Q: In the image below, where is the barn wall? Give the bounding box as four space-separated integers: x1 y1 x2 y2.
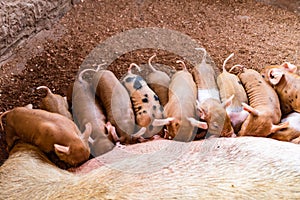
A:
0 0 77 62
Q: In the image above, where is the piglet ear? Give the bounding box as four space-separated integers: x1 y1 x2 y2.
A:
105 122 120 143
187 117 208 129
63 96 69 108
222 95 234 108
24 104 33 109
270 121 289 133
132 127 146 138
281 62 297 73
268 68 284 85
242 103 259 116
196 101 207 120
81 122 92 144
152 117 175 126
54 144 70 155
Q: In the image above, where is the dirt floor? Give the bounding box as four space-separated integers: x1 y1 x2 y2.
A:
0 0 299 165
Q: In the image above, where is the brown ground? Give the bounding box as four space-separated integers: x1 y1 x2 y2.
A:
0 0 299 165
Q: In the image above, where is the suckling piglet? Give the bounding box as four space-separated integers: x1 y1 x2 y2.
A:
235 66 288 137
268 112 300 144
121 63 172 138
72 69 115 156
262 63 300 115
0 106 92 166
143 54 170 106
160 60 208 141
90 69 146 144
217 53 249 133
37 86 72 120
192 48 234 137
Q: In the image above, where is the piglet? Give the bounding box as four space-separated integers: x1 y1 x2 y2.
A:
143 54 170 106
121 63 171 139
90 68 146 144
0 106 92 166
192 48 234 137
268 112 300 144
37 86 73 120
262 63 300 115
217 53 249 133
72 68 115 156
234 66 288 137
160 60 208 141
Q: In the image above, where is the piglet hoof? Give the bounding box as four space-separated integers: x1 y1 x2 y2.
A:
231 133 237 138
291 137 300 144
137 137 148 143
151 135 164 140
116 142 126 149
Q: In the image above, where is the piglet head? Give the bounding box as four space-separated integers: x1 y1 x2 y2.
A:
198 100 234 137
152 117 182 139
261 62 297 82
136 109 152 127
167 117 207 141
55 142 90 167
55 122 92 166
238 103 289 137
154 116 207 141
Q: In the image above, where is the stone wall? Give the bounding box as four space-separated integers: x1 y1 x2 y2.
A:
257 0 300 14
0 0 75 62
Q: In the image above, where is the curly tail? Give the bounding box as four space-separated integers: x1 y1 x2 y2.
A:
195 47 207 63
176 60 187 71
128 63 141 74
36 86 52 95
148 54 157 72
0 110 11 131
229 64 245 73
78 68 96 83
222 53 234 72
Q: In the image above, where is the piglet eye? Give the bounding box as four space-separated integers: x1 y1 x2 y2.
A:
262 74 265 78
212 122 219 128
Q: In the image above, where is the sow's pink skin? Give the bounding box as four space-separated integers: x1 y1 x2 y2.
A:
1 138 300 199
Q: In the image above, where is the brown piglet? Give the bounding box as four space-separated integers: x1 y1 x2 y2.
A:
192 48 234 137
37 86 73 120
217 53 249 133
160 60 208 141
235 66 288 137
90 68 146 144
71 68 115 156
0 106 92 166
143 54 170 106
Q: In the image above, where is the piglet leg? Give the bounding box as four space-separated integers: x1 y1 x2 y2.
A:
291 136 300 144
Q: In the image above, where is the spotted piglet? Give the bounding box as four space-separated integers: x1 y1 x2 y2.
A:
122 63 172 138
261 62 300 115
